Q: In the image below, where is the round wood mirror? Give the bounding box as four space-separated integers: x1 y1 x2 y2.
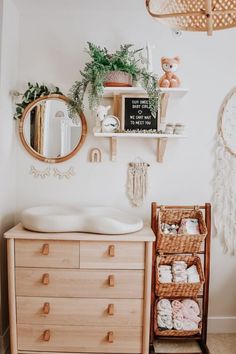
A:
19 94 87 163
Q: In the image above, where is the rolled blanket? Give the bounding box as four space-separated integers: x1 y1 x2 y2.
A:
172 300 183 313
173 310 184 321
158 315 173 330
182 300 201 324
173 319 184 330
157 299 172 313
182 299 200 315
182 319 199 331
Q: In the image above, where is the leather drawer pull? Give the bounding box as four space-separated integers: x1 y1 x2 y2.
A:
108 304 114 315
42 243 49 256
108 275 115 287
108 245 115 257
43 330 50 341
107 331 114 343
43 302 50 315
42 273 50 285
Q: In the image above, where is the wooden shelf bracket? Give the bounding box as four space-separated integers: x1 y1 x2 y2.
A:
160 93 170 123
110 137 117 162
157 138 168 163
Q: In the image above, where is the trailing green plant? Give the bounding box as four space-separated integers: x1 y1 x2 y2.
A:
69 42 160 118
14 82 62 120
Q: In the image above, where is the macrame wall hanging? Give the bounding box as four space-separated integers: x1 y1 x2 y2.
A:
146 0 236 36
127 159 150 207
213 87 236 255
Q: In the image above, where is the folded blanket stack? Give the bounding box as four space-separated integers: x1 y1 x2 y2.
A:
172 261 188 283
157 258 200 284
187 265 200 283
159 265 172 283
157 299 201 331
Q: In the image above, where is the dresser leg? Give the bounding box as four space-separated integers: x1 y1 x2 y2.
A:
149 343 155 354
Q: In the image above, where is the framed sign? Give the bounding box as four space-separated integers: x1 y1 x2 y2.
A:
121 94 158 131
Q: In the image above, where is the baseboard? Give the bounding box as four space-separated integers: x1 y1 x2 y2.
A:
208 316 236 333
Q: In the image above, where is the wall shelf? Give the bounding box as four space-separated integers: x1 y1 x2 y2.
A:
94 132 187 162
95 86 188 162
102 87 189 98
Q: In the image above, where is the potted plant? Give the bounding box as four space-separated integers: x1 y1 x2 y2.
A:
69 42 160 118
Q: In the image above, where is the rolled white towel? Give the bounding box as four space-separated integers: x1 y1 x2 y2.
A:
158 315 173 330
157 299 172 312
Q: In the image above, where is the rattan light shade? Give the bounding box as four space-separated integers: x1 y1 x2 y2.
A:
146 0 236 35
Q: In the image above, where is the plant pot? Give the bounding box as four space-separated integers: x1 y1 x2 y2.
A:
104 71 133 87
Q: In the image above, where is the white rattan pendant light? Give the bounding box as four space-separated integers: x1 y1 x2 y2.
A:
146 0 236 36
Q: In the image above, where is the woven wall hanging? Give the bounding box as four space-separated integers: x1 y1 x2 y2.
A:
127 159 150 207
213 87 236 254
146 0 236 36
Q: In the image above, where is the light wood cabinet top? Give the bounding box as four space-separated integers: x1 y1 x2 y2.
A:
4 223 155 242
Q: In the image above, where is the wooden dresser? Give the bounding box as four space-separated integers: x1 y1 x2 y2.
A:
5 224 155 354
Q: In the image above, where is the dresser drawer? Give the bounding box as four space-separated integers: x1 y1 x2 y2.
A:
16 268 144 298
80 241 145 269
17 297 143 326
15 240 79 268
17 324 142 353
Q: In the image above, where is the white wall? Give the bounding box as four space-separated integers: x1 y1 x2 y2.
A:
13 0 236 331
0 0 19 341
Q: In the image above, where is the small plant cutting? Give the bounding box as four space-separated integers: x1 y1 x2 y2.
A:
69 42 160 118
14 82 62 119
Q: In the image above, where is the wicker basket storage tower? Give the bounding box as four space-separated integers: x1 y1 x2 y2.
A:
150 203 211 354
146 0 236 36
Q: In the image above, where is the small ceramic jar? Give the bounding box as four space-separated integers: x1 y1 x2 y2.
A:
165 123 174 134
174 123 185 135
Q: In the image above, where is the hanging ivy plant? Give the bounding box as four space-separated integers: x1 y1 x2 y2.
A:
14 82 63 120
68 42 160 118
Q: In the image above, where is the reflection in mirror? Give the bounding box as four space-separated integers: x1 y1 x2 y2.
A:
20 95 87 163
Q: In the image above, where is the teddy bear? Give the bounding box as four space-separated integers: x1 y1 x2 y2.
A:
159 57 181 88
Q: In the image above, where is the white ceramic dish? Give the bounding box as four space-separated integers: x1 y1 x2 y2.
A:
21 206 143 234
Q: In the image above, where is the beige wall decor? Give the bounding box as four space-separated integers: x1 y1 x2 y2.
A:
53 167 75 179
213 87 236 255
127 159 150 207
146 0 236 36
29 165 51 179
89 148 102 163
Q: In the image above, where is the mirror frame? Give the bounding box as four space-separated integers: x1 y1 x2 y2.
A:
19 94 87 163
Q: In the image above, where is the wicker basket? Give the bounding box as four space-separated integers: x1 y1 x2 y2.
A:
154 298 201 337
157 207 207 253
146 0 236 36
156 254 205 297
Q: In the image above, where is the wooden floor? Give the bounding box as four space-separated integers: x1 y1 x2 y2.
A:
154 333 236 354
